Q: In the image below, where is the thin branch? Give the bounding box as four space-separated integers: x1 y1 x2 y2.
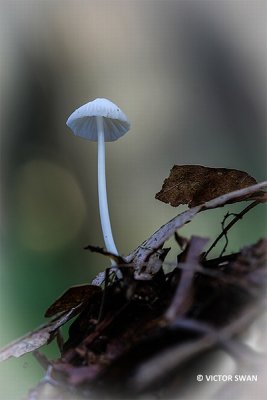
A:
165 237 209 321
220 212 233 256
126 181 267 269
169 318 266 364
97 267 111 322
204 201 259 259
130 302 267 391
32 350 51 370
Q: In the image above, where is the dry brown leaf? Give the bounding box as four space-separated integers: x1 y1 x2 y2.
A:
156 165 258 207
0 307 80 362
0 285 101 362
45 284 102 318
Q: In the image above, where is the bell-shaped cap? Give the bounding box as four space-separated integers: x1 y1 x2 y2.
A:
66 98 130 142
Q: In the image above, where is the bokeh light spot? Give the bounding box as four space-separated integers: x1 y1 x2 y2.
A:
14 159 86 251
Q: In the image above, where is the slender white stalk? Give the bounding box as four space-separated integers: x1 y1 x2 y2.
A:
96 116 118 265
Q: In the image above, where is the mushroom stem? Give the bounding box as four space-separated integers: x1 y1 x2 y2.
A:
96 116 118 265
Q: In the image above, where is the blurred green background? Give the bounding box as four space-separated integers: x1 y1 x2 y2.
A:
0 1 266 398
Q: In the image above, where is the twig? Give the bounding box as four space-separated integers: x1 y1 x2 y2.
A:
165 236 209 321
32 350 51 370
130 302 266 391
170 318 266 364
220 212 233 256
204 201 259 259
56 329 64 354
126 182 267 270
97 267 111 322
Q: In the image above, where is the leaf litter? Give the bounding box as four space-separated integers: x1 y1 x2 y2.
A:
0 166 266 399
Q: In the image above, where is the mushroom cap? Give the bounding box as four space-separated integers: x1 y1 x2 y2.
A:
66 98 130 142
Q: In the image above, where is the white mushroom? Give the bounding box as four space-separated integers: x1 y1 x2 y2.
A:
66 98 130 269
